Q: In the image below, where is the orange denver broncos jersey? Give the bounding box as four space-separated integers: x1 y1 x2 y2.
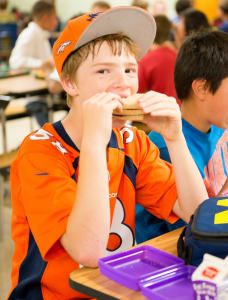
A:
8 121 178 300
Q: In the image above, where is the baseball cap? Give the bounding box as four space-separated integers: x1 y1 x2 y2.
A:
53 6 156 76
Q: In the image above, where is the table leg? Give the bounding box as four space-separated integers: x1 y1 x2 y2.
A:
0 108 7 153
0 173 4 241
46 94 53 123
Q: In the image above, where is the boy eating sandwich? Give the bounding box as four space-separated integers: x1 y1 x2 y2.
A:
8 7 207 300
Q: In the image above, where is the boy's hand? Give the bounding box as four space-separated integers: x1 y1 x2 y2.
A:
138 91 182 143
82 92 124 147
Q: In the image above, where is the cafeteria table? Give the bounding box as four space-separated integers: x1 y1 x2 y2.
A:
0 71 49 152
69 227 184 300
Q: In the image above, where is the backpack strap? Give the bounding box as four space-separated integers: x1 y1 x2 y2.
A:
177 226 193 264
177 226 187 260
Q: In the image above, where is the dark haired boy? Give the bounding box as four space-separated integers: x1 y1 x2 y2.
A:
171 0 193 25
136 30 228 244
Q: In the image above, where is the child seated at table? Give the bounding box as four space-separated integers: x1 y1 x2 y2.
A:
135 29 228 244
9 1 58 127
9 0 57 69
8 7 207 300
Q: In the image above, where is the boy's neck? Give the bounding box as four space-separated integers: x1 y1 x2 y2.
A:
61 100 84 150
181 99 212 134
33 19 47 30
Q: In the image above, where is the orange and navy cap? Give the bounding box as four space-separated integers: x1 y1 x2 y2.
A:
53 6 156 76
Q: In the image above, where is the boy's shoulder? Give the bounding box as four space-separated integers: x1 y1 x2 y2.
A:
16 123 78 164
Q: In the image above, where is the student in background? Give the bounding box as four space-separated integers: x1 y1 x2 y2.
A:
174 8 210 48
152 1 167 15
171 0 193 25
9 1 58 127
135 29 228 244
131 0 149 11
0 0 16 23
9 1 57 69
218 0 228 33
91 1 110 13
138 15 180 107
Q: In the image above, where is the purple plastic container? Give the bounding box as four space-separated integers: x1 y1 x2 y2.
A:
98 245 185 291
140 265 196 300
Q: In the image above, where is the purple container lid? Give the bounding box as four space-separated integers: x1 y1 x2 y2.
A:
140 265 196 300
99 245 185 291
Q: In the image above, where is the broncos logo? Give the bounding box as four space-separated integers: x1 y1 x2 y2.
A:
87 12 102 21
57 41 71 55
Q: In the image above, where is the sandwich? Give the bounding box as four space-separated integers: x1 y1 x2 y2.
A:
113 94 145 121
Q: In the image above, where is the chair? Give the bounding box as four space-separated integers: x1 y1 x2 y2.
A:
0 23 17 50
0 150 17 241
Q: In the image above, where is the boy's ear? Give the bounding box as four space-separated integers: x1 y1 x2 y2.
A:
191 79 207 101
61 76 79 97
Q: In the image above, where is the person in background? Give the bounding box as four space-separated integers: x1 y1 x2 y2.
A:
171 0 193 25
138 15 180 107
9 1 57 69
218 0 228 33
91 1 110 13
131 0 149 11
9 1 58 127
0 0 16 23
41 13 85 95
152 1 167 15
135 29 228 244
174 8 210 48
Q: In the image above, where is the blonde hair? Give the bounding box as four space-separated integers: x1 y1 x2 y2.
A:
61 32 140 108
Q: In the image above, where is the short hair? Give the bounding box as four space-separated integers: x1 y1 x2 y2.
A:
91 1 110 10
32 1 55 20
181 8 210 35
0 0 7 10
219 0 228 15
174 30 228 102
153 15 171 44
175 0 191 14
61 33 140 108
132 0 149 10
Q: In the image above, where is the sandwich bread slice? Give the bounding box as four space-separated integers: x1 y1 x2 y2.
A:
113 94 145 121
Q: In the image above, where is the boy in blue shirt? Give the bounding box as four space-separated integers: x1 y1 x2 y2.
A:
136 29 228 244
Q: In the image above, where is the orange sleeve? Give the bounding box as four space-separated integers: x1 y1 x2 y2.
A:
18 150 77 261
136 131 179 224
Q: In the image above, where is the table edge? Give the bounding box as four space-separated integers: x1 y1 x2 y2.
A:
69 277 121 300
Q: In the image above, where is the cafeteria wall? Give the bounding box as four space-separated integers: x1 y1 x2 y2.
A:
8 0 177 22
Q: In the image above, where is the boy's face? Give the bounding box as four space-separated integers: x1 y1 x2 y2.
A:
74 41 139 128
206 77 228 129
44 9 58 31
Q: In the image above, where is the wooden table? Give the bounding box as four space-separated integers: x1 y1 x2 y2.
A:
69 227 184 300
0 71 49 152
0 71 48 97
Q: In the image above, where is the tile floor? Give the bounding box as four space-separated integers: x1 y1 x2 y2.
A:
0 110 67 299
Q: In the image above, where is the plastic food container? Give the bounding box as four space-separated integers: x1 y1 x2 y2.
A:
140 265 196 300
98 245 185 291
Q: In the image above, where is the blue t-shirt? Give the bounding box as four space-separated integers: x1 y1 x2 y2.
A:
219 20 228 34
135 119 228 244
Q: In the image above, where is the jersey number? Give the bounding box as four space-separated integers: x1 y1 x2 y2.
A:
105 198 134 256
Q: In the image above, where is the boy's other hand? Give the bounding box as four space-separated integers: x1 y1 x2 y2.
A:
82 92 124 147
138 91 182 143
